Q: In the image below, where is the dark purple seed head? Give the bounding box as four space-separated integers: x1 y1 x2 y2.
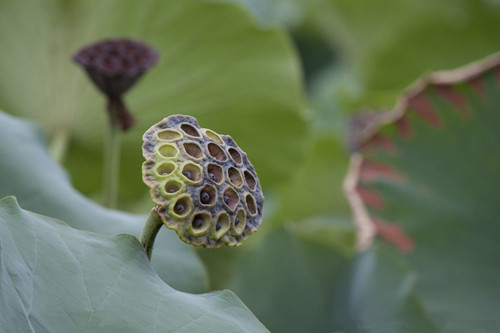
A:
73 38 158 83
73 38 158 130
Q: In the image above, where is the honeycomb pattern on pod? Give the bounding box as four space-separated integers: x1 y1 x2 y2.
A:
142 115 264 248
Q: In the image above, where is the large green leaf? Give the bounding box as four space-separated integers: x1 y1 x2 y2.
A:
0 0 307 204
226 228 354 333
345 54 500 330
0 196 268 332
271 135 350 225
0 110 206 293
209 0 307 28
332 243 438 333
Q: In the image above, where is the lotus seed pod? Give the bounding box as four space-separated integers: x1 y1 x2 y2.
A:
142 115 264 248
73 38 158 130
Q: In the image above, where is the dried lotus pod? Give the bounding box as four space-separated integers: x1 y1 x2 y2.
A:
73 38 158 130
142 115 264 248
73 38 159 209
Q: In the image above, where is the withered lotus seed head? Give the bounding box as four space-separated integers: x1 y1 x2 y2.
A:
142 115 264 248
73 38 158 130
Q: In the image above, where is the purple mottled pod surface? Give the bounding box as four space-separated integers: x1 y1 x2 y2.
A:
73 38 158 130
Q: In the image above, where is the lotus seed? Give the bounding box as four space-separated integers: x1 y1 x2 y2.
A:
193 217 204 229
174 203 184 214
209 173 216 181
235 217 240 225
224 195 230 205
200 191 210 204
183 171 192 180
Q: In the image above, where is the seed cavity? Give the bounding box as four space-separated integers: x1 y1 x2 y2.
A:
214 212 230 238
164 179 182 195
222 187 239 211
193 216 204 229
172 196 192 217
204 129 223 144
207 164 223 184
181 163 202 183
155 162 175 176
158 144 178 158
228 167 243 188
180 123 201 137
201 191 210 204
174 203 184 214
183 142 203 159
245 194 257 216
199 185 216 206
157 129 181 141
228 148 242 165
244 171 257 191
207 143 227 162
233 209 246 235
190 212 211 235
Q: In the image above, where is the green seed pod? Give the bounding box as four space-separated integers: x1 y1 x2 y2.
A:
142 115 264 248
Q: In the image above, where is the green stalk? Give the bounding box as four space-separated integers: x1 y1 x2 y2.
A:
49 127 70 163
102 107 121 208
140 208 163 261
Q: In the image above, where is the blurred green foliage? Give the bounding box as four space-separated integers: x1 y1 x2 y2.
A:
0 0 307 208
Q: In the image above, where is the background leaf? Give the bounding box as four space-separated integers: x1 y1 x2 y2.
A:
0 196 268 332
311 0 500 108
332 243 438 333
209 0 307 28
225 228 353 333
0 110 206 293
0 0 308 206
346 55 500 330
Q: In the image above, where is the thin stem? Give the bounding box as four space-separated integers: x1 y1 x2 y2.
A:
49 127 70 163
102 106 121 208
140 208 163 261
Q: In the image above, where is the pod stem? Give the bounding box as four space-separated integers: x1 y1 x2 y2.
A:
49 126 70 163
102 100 122 208
140 207 163 261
